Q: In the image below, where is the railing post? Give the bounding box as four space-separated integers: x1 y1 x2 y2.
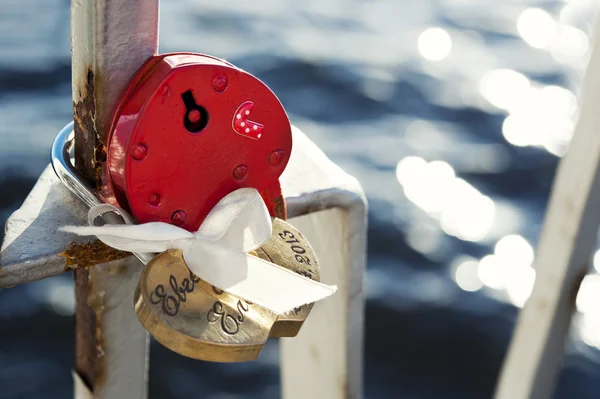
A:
495 12 600 399
70 0 159 397
280 129 367 399
282 208 365 399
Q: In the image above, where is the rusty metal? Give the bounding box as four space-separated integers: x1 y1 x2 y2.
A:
74 268 102 389
61 240 130 270
73 68 99 186
51 122 154 266
70 0 159 396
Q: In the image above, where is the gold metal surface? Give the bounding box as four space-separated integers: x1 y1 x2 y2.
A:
259 218 320 338
135 249 277 362
134 218 320 362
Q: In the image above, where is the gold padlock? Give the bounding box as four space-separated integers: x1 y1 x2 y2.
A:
256 218 320 338
135 248 277 362
134 218 320 362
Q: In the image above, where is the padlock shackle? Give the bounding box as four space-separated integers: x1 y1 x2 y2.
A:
51 121 104 209
51 121 154 265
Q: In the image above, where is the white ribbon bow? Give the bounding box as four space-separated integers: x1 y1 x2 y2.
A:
60 188 337 314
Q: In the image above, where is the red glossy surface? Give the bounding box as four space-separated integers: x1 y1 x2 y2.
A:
107 53 291 231
233 101 264 140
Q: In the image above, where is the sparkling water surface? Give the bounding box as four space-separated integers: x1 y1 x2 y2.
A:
2 0 600 398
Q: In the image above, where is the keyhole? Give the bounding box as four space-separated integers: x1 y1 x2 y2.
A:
181 90 209 133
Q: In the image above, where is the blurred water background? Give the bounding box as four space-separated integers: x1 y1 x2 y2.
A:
3 0 600 397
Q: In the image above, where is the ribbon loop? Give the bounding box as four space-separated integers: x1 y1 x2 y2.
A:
59 188 337 314
196 188 272 253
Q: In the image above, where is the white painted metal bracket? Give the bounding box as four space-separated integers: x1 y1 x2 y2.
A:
0 125 367 399
282 128 367 399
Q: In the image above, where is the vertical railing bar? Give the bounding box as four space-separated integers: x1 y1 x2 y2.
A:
495 12 600 399
71 0 159 397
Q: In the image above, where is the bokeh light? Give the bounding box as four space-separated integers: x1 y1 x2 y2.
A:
479 69 531 111
593 249 600 273
454 260 483 292
418 27 452 61
551 25 589 62
464 234 536 308
517 8 558 49
577 276 600 350
396 156 495 242
506 266 536 308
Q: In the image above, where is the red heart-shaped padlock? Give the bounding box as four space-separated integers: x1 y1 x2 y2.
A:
105 53 292 231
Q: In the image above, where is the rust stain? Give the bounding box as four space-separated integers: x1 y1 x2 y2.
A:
61 240 130 270
309 344 320 364
89 278 106 391
107 262 128 276
74 269 99 390
340 378 349 399
94 143 107 190
74 67 104 189
72 65 112 393
274 195 286 220
94 320 106 391
74 269 107 392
